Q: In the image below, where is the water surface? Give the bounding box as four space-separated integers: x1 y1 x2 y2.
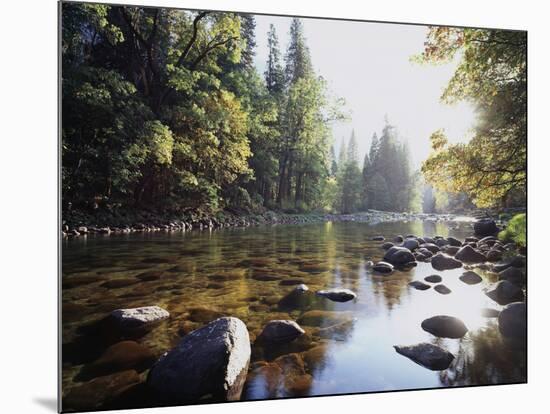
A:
61 220 526 410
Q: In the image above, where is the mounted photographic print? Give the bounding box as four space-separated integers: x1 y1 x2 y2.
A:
59 0 527 412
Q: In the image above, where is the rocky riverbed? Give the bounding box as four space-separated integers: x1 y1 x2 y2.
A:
61 217 526 411
62 209 485 238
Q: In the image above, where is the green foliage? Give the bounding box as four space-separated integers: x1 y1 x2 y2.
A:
62 5 343 214
418 28 526 208
499 213 526 247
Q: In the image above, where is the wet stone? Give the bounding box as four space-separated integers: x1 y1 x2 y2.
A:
460 271 483 285
421 315 468 338
434 284 451 295
424 275 442 283
394 343 454 371
77 340 155 380
409 281 431 291
63 370 142 411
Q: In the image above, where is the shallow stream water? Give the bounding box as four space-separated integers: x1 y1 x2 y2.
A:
61 219 526 411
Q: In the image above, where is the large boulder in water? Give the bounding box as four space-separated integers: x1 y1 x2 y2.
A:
258 320 305 344
485 280 524 305
474 219 499 237
421 315 468 338
147 317 251 403
431 253 462 271
394 343 454 370
384 246 415 266
454 245 487 263
316 288 357 302
447 237 462 247
498 302 526 339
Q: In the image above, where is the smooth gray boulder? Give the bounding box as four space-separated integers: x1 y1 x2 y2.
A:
394 343 454 370
431 253 462 271
110 306 169 331
498 302 526 339
421 315 468 338
258 320 305 343
486 280 525 305
455 245 487 263
148 317 251 402
459 271 482 285
384 246 416 266
316 288 357 302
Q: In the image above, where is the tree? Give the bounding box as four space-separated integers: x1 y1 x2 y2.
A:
264 24 285 95
336 130 362 213
418 28 526 208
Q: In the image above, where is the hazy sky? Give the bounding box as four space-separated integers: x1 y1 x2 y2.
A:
253 15 477 168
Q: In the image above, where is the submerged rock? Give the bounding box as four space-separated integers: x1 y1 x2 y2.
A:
498 302 526 339
372 236 385 241
459 271 482 285
258 320 305 344
455 245 487 263
63 370 141 411
394 343 454 370
297 310 353 328
110 306 169 331
316 288 357 302
421 315 468 338
148 317 251 403
486 281 524 305
78 340 155 380
431 253 462 271
408 281 431 291
278 285 312 310
434 284 452 295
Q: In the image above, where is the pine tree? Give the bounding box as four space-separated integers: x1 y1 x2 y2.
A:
239 14 257 69
285 18 313 83
264 24 285 95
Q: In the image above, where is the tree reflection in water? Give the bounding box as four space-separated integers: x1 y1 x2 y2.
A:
439 323 526 386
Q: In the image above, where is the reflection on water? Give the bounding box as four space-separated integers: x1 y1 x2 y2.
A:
61 220 526 410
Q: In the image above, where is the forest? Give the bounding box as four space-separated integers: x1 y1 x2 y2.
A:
61 3 527 218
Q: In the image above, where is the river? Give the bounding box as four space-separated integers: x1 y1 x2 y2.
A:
61 219 526 410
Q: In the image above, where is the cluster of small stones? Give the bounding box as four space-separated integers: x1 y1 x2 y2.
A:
61 210 471 238
371 218 527 370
